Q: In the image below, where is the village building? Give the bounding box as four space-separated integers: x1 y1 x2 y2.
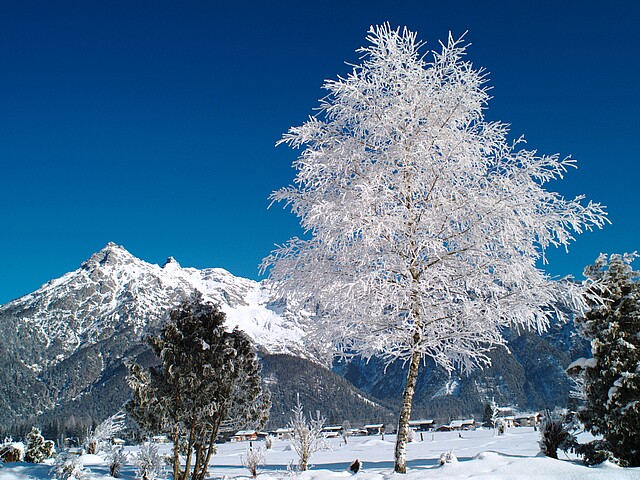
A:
514 413 542 427
322 425 343 438
408 419 435 431
363 424 385 435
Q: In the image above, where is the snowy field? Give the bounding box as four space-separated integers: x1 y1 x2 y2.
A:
2 428 639 479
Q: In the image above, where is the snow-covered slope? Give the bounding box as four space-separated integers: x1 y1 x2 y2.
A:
0 243 326 426
1 242 313 371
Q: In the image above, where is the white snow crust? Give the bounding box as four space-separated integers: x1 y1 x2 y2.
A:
2 428 638 479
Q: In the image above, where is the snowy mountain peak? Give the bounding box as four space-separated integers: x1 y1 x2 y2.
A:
162 256 181 269
81 242 136 269
0 243 315 371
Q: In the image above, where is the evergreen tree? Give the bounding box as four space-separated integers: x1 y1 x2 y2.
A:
481 403 494 428
126 298 271 480
573 253 640 466
24 427 54 463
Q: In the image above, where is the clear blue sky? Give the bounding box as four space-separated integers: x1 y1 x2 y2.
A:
1 0 638 304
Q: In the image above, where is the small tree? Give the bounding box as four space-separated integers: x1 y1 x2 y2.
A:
262 24 607 473
126 298 271 480
572 253 640 466
288 398 325 471
24 427 54 463
482 403 494 428
85 411 126 454
241 445 267 478
538 410 576 459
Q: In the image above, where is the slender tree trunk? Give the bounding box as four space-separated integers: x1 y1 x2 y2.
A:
171 430 181 480
192 444 204 480
199 418 221 479
183 420 197 480
394 340 422 473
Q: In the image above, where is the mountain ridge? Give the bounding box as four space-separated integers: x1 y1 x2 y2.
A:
0 243 586 432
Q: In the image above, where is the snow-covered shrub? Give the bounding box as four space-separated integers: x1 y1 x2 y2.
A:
575 440 618 466
135 443 166 480
538 411 576 459
264 435 275 450
406 428 415 443
349 458 362 473
50 451 91 480
24 427 55 463
438 450 458 465
85 411 126 454
288 397 326 471
341 420 352 445
0 441 23 463
108 447 129 478
241 445 267 478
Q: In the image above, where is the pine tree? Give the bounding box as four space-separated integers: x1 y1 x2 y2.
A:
482 403 494 428
573 253 640 466
24 427 54 463
126 298 271 480
262 23 607 473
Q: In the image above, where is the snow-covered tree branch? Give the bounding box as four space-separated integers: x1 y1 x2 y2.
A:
263 23 608 473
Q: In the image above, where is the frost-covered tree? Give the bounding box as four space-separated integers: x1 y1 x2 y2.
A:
288 398 326 471
85 411 125 454
262 24 607 473
126 299 271 480
572 253 639 466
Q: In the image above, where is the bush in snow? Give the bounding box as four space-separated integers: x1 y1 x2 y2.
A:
438 450 458 465
50 451 91 480
135 443 166 480
0 440 23 463
241 445 267 478
571 253 640 467
108 447 129 478
538 411 576 459
341 420 352 445
406 428 415 443
24 427 55 463
288 396 326 471
264 435 275 450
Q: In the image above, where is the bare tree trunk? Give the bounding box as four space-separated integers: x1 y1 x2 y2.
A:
394 343 421 473
171 430 181 480
182 420 197 480
199 418 221 479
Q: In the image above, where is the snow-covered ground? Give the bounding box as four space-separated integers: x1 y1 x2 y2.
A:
1 428 638 479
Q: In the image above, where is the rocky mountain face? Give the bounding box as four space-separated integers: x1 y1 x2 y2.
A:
0 243 587 432
0 243 381 430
